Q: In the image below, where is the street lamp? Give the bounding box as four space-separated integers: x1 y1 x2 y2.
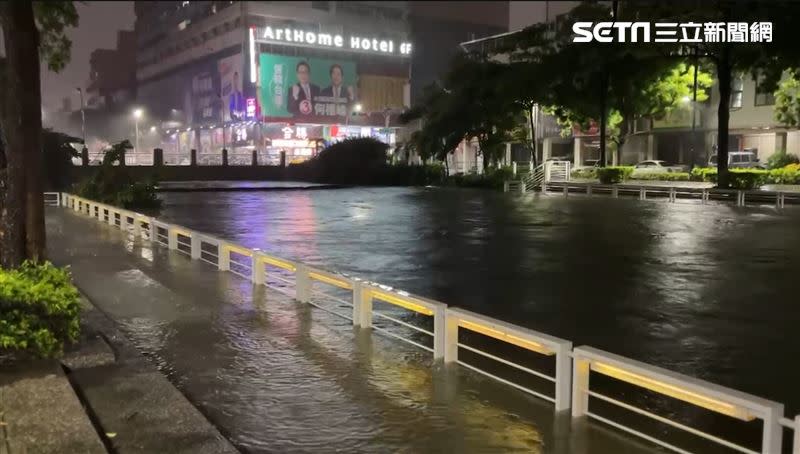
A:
133 108 143 153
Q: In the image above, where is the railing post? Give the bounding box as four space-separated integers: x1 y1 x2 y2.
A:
148 218 157 243
669 187 676 203
432 304 446 361
512 161 517 176
520 181 526 194
251 252 266 284
218 243 230 271
571 355 591 417
295 264 311 302
132 216 142 238
167 227 178 250
120 212 129 233
612 186 619 198
793 415 800 454
107 209 116 227
702 189 708 204
191 233 202 259
554 343 573 412
443 311 459 364
355 285 373 328
639 187 646 200
761 404 783 454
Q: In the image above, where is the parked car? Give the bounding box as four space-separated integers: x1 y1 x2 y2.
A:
708 151 764 169
632 160 686 175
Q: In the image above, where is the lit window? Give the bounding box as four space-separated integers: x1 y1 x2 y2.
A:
730 76 743 109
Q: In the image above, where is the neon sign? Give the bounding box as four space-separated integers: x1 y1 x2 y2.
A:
255 26 411 56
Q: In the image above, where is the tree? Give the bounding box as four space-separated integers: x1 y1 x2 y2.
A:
775 71 800 127
401 55 522 171
0 2 77 268
620 0 800 186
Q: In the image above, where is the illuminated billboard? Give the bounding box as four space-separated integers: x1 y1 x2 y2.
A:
258 53 357 124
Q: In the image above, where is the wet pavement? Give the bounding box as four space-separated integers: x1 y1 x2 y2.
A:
153 186 800 419
46 207 661 453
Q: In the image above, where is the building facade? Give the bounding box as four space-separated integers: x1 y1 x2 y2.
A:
134 1 414 165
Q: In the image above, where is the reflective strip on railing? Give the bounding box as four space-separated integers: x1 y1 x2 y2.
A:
308 269 353 290
591 361 754 421
261 255 296 272
224 243 253 257
369 289 434 316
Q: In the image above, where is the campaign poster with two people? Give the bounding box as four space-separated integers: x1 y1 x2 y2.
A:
259 53 357 122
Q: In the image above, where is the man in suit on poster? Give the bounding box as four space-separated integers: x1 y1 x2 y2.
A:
320 64 354 103
288 61 320 116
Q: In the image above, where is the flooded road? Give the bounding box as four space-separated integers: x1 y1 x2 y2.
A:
156 186 800 415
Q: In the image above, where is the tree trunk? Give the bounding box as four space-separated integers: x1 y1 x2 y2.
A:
599 77 608 167
716 48 731 188
0 2 45 266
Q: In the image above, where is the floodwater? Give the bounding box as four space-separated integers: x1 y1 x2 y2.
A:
155 186 800 416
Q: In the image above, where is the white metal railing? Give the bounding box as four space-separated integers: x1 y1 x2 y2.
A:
533 182 800 208
545 160 571 183
53 192 800 454
522 163 546 192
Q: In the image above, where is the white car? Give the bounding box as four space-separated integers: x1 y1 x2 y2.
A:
632 160 686 175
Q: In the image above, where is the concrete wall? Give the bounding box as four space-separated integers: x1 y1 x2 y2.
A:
72 164 287 183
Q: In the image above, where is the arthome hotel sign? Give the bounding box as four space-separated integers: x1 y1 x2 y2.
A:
253 25 412 56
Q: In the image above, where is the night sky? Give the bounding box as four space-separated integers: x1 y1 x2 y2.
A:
40 1 134 111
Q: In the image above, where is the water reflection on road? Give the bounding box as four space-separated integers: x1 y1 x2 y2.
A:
157 187 800 414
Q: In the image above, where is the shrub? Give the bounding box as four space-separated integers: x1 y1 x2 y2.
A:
730 169 769 189
691 167 715 181
304 137 389 184
691 167 769 189
571 167 597 179
766 168 800 184
596 166 634 184
766 150 800 169
630 172 691 181
75 140 162 210
0 262 81 359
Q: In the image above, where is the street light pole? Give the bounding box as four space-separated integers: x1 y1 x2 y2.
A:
76 87 86 145
133 108 143 154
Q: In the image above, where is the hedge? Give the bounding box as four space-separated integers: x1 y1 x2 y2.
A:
0 262 81 359
691 166 800 188
630 172 691 181
596 166 635 184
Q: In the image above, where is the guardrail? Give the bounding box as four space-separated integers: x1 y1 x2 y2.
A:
48 191 800 454
506 181 800 208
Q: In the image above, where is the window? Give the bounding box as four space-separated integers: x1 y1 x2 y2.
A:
730 76 743 109
755 73 776 106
